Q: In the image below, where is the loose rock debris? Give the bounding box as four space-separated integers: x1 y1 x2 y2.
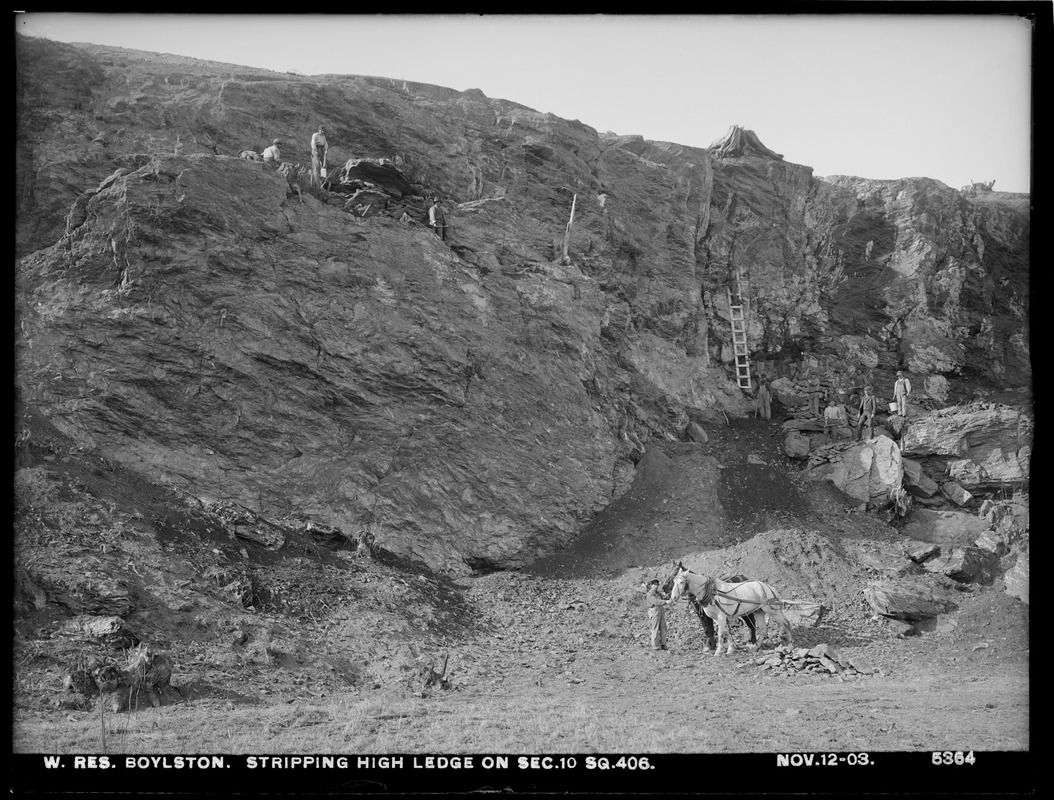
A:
63 644 178 712
744 642 876 677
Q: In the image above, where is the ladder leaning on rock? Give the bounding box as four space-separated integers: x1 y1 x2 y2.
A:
727 269 752 390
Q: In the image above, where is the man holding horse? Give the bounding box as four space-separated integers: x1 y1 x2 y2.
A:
668 563 792 655
663 570 758 652
644 579 670 651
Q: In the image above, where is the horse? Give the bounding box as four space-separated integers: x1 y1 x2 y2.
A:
662 569 757 652
668 562 792 655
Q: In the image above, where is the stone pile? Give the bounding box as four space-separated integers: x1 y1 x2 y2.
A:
326 157 423 219
63 644 177 712
744 643 876 677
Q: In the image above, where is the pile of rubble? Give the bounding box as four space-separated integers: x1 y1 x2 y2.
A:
63 644 178 712
741 643 877 677
322 157 425 220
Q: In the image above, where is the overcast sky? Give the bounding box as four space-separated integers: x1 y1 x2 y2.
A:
17 13 1035 193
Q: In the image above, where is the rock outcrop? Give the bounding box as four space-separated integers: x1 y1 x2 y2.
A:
708 125 784 160
900 404 1032 490
806 435 902 507
15 36 1030 574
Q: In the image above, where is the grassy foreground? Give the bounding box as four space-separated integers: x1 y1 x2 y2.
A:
13 690 681 755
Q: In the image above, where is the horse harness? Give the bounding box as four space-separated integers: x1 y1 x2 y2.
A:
680 573 768 617
682 574 715 606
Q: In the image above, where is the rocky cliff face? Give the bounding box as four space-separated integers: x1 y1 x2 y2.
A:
15 37 1030 574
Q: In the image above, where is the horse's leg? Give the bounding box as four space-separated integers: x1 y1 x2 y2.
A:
753 610 769 650
719 613 734 655
695 600 716 651
744 613 757 645
702 612 716 652
772 609 793 647
710 611 726 656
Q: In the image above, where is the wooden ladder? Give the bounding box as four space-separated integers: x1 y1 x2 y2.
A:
727 273 751 390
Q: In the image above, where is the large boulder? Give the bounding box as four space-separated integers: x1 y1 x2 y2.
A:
900 508 988 546
864 579 958 622
901 405 1033 490
806 435 902 507
922 545 999 584
901 458 939 498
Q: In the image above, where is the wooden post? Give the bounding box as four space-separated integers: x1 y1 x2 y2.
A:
561 193 577 262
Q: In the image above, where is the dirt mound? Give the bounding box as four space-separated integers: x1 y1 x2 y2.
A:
526 415 823 578
672 528 870 623
525 446 727 578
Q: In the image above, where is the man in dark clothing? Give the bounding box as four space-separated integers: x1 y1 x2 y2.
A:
428 197 447 241
856 385 879 440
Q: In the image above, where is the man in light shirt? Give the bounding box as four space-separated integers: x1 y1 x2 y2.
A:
310 125 328 187
262 138 282 164
823 398 847 443
893 370 912 417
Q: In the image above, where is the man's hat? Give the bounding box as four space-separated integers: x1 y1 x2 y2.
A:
272 138 281 144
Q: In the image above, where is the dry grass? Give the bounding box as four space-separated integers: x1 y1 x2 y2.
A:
12 688 693 754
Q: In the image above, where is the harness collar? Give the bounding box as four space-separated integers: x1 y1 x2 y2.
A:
696 575 716 606
678 572 715 606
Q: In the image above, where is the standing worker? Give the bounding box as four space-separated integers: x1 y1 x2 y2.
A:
310 125 329 188
756 379 772 420
893 370 912 417
823 398 847 443
644 579 669 651
856 385 879 440
428 197 447 241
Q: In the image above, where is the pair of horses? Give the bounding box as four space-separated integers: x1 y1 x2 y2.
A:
662 562 792 655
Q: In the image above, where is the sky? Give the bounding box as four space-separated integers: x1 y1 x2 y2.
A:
16 13 1036 193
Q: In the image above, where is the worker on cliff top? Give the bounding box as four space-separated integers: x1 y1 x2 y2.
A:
310 125 328 187
262 139 282 166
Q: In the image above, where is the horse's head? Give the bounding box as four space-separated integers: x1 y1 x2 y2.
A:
661 561 687 596
668 564 691 602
